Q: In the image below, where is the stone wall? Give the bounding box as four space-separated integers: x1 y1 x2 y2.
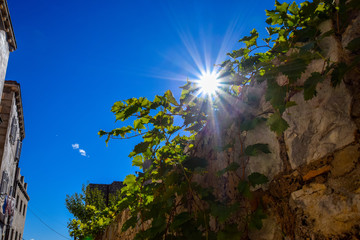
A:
97 9 360 240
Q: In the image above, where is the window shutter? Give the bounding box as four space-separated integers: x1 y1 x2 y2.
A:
9 117 17 145
0 171 8 195
15 140 22 161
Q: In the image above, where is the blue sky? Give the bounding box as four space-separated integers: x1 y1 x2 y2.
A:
6 0 277 239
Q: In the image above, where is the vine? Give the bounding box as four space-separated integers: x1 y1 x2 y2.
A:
66 0 360 239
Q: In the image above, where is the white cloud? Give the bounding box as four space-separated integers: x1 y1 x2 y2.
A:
79 149 86 156
72 143 89 157
72 143 79 149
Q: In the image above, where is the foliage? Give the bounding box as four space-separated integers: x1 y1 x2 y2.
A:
67 0 358 239
224 0 359 135
66 184 121 239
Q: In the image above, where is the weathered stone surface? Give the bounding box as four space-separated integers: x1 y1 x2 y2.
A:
331 144 360 177
318 20 340 62
283 80 356 169
328 165 360 194
342 14 360 52
290 183 360 236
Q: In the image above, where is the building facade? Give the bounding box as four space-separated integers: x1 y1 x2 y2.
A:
0 1 28 240
0 0 16 105
0 81 28 240
11 168 29 240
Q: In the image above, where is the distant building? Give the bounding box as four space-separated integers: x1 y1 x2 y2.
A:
87 181 123 206
12 168 29 240
0 81 29 240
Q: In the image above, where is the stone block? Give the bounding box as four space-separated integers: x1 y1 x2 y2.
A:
283 80 356 169
331 144 360 177
290 183 360 236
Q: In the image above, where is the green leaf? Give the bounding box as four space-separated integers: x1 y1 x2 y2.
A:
123 174 137 187
265 81 286 113
331 62 348 87
240 117 266 132
277 57 308 83
304 72 323 100
132 155 143 168
245 144 271 156
182 156 207 171
300 41 315 53
238 181 252 198
134 119 146 130
217 162 240 176
239 29 259 48
285 101 297 108
248 172 269 187
164 90 179 106
170 212 191 230
249 208 267 230
122 215 138 231
346 37 360 51
288 2 299 15
133 142 150 154
266 112 289 135
275 0 289 13
211 203 239 223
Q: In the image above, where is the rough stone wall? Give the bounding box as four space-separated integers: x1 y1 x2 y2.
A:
97 10 360 240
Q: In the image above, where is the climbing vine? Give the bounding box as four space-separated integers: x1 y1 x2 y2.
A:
67 0 360 239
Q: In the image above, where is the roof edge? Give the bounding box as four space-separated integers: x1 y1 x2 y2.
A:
4 81 25 140
0 0 16 51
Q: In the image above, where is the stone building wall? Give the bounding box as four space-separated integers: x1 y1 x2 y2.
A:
0 82 27 239
12 168 29 240
97 9 360 240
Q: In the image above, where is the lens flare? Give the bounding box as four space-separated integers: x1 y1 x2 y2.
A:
198 72 219 95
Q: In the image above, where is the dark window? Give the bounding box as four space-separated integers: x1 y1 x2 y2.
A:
16 195 19 209
19 234 21 240
0 171 9 195
15 140 22 161
9 117 17 145
10 229 13 240
23 204 26 216
14 231 17 240
19 200 22 213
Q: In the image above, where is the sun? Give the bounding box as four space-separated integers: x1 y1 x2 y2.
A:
198 72 219 95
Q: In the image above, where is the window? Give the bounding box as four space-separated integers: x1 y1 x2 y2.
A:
9 117 17 145
10 228 13 240
19 200 22 213
15 140 22 161
14 231 17 240
16 195 19 209
0 171 9 195
19 234 21 240
23 204 26 216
